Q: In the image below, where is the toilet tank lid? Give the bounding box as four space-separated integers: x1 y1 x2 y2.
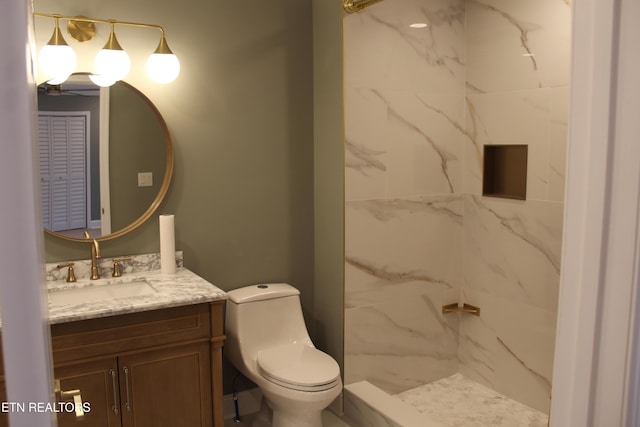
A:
227 283 300 304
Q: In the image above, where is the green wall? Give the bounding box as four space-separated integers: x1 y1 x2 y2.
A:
37 0 335 394
312 0 345 371
39 0 315 305
108 83 166 232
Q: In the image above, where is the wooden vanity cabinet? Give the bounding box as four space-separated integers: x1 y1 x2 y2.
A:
118 341 213 427
55 341 212 427
0 301 225 427
54 358 121 427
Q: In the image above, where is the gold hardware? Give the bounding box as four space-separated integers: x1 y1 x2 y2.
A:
45 16 69 47
153 34 176 55
343 0 386 14
67 16 96 42
83 231 101 280
103 22 125 51
442 302 481 316
35 12 171 43
112 257 133 277
56 262 76 283
55 379 85 419
34 12 180 85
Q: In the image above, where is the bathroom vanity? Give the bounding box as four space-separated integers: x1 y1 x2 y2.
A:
9 73 230 425
0 255 227 427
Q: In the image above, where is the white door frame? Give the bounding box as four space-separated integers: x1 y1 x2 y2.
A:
550 0 640 425
38 111 91 232
0 0 55 426
1 0 639 426
99 86 112 236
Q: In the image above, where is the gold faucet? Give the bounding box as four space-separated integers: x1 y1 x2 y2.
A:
83 231 101 280
56 262 77 283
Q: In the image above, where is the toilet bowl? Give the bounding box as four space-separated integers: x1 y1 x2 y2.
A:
225 283 342 427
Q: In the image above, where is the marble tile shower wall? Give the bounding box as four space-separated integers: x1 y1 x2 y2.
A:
343 0 570 414
344 0 466 395
461 0 569 413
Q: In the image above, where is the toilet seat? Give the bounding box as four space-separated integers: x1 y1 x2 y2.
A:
257 342 340 392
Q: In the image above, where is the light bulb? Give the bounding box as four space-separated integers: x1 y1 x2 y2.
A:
94 25 131 81
38 18 77 83
89 74 116 87
146 53 180 84
38 44 77 83
94 49 131 82
46 74 71 85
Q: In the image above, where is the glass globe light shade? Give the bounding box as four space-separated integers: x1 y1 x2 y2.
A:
94 49 131 82
88 74 116 87
46 74 71 85
38 44 77 83
146 53 180 84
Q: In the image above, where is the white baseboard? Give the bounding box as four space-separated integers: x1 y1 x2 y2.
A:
223 388 263 420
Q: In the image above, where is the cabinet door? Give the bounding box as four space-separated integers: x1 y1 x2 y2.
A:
55 359 122 427
119 342 212 427
0 380 6 427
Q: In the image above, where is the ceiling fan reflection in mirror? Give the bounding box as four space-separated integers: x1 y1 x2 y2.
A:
38 82 100 97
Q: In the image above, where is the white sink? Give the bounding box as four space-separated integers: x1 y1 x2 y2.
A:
48 280 157 306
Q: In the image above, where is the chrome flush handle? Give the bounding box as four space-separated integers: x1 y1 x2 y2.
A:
110 368 119 414
123 367 131 411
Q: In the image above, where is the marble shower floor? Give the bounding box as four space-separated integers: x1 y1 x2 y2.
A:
394 373 548 427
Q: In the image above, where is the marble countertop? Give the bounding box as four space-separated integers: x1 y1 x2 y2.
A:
46 252 226 324
48 267 227 324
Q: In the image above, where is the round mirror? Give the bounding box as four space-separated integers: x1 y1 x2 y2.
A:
37 74 173 242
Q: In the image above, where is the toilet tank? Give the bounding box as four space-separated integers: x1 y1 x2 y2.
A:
225 283 313 369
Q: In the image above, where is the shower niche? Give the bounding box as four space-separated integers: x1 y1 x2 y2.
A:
482 144 528 200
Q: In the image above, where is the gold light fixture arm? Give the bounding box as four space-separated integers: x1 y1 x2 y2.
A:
34 12 167 43
104 23 124 50
153 34 174 55
343 0 386 14
67 18 95 42
46 17 69 46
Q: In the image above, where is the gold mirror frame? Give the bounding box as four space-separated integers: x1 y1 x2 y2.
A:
43 79 174 243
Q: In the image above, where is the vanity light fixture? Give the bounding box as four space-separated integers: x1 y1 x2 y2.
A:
38 16 78 84
35 13 180 85
409 23 428 28
94 22 131 82
146 35 181 84
88 73 116 87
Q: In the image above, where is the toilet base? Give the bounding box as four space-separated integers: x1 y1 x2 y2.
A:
254 397 324 427
272 409 323 427
250 399 272 427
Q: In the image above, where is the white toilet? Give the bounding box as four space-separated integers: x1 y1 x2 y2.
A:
225 283 342 427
